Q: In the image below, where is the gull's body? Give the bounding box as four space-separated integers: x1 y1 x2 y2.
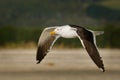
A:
54 25 77 38
36 25 105 72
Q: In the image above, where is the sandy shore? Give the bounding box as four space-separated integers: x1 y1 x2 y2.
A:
0 49 120 80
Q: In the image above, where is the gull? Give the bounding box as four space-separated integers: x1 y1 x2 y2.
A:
36 24 105 72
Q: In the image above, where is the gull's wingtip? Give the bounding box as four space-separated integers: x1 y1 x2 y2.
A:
100 68 105 72
36 60 41 64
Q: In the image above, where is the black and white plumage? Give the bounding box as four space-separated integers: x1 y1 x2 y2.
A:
36 25 105 72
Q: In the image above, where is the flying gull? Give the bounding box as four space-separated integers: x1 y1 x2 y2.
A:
36 25 105 72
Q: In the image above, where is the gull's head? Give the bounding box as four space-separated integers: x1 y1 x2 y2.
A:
50 27 63 36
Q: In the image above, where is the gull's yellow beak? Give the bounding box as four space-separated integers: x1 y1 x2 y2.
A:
50 31 56 35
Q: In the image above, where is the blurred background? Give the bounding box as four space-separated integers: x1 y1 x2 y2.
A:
0 0 120 48
0 0 120 80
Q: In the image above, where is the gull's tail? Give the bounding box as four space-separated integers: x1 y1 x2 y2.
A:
93 31 104 36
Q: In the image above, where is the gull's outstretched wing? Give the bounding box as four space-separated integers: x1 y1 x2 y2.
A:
76 26 105 72
36 27 59 64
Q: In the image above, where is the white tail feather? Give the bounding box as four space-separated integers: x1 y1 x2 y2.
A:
93 31 104 36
